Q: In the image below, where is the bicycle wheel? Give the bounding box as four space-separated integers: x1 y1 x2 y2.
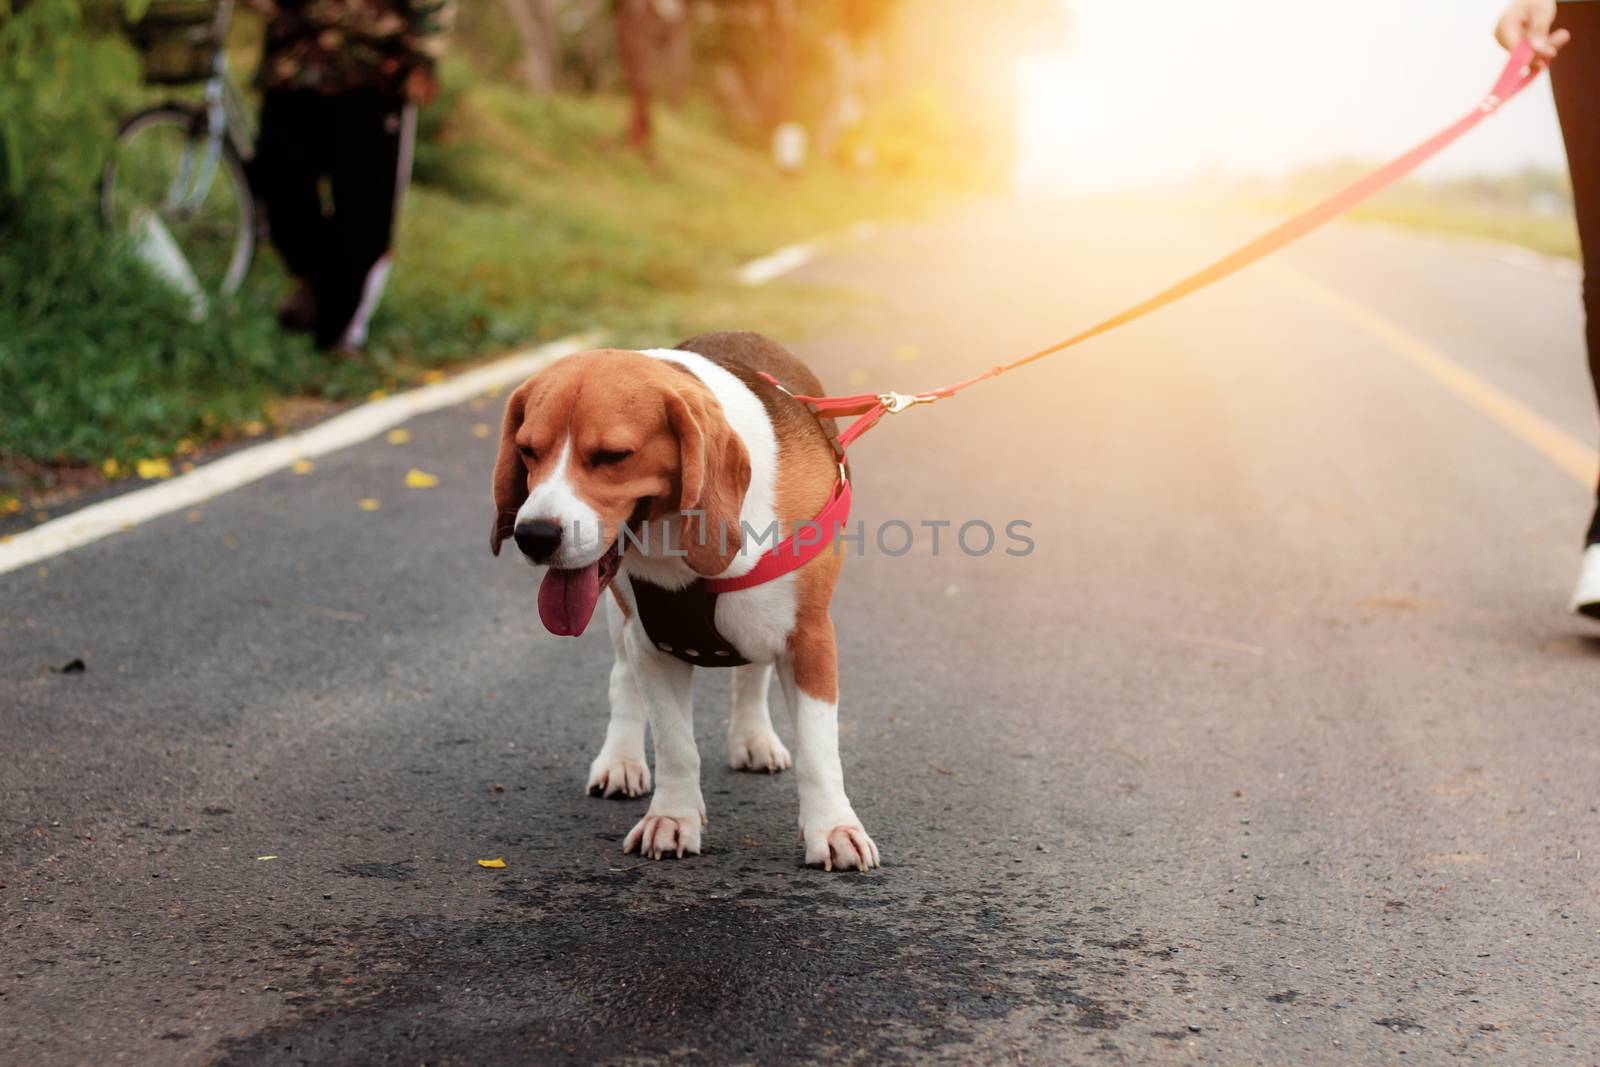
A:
101 104 256 298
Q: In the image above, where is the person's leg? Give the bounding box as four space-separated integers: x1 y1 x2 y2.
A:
1549 6 1600 614
251 90 331 301
317 91 414 351
1549 6 1600 548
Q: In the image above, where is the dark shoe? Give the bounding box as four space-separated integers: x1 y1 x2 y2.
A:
276 280 318 333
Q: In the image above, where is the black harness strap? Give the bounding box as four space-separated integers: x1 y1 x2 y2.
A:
629 577 750 667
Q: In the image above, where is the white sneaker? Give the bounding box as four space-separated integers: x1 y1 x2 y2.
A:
1571 544 1600 620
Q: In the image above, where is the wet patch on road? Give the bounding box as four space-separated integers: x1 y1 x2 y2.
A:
214 862 1160 1065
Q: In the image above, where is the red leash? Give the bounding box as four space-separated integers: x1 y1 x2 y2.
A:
708 42 1544 595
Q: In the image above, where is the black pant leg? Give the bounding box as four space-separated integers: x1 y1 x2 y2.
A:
316 91 411 349
253 90 331 284
1550 5 1600 544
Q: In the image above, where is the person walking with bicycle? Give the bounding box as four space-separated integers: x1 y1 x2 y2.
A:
1495 0 1600 618
247 0 452 357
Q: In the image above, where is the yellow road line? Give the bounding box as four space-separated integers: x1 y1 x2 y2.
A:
1276 270 1597 488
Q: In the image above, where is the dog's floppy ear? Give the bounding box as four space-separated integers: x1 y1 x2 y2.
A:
666 385 751 576
490 382 533 556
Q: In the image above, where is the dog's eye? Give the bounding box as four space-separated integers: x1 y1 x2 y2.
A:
518 445 537 462
590 449 632 468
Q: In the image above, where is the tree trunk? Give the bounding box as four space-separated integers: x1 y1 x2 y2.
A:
498 0 558 93
616 0 653 152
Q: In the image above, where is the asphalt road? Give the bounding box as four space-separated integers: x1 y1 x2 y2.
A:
4 198 1599 1066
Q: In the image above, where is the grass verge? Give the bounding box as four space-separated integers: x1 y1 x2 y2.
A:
1227 166 1578 261
1334 200 1577 261
0 70 954 516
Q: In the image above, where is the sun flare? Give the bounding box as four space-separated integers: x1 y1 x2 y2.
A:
1012 0 1563 195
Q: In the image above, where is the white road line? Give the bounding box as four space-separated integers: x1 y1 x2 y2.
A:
736 220 880 287
1362 219 1581 282
0 334 596 577
737 242 820 286
1487 242 1581 281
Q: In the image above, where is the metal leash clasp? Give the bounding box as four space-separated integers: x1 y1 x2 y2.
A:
878 391 936 415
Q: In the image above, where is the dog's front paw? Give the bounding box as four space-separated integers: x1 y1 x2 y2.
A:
624 812 703 860
587 753 651 798
728 728 792 774
803 822 880 872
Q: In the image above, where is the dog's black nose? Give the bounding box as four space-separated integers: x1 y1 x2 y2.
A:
514 519 563 562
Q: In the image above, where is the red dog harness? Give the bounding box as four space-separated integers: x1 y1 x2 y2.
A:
701 371 869 595
631 369 869 665
702 372 987 595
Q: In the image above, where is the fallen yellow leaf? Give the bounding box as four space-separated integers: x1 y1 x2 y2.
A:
358 498 381 511
242 420 268 438
471 423 491 439
421 369 446 384
386 428 411 445
477 857 507 869
101 458 123 478
404 469 439 489
0 496 21 516
291 458 315 475
136 457 173 480
368 389 388 403
176 438 196 455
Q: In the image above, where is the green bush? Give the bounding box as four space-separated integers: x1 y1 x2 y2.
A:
0 214 319 469
0 2 292 477
0 0 140 221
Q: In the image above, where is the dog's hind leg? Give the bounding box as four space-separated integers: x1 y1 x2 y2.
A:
727 663 792 774
777 617 879 872
586 595 653 799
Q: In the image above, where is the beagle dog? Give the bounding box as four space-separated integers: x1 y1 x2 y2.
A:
490 332 879 872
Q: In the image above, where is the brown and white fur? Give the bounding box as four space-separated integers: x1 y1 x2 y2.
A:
490 332 878 871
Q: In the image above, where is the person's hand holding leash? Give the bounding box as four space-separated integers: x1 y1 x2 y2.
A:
1496 0 1571 68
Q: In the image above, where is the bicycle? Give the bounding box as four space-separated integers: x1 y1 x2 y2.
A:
101 0 259 301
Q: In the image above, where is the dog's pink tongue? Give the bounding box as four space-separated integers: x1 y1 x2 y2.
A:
538 563 602 637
